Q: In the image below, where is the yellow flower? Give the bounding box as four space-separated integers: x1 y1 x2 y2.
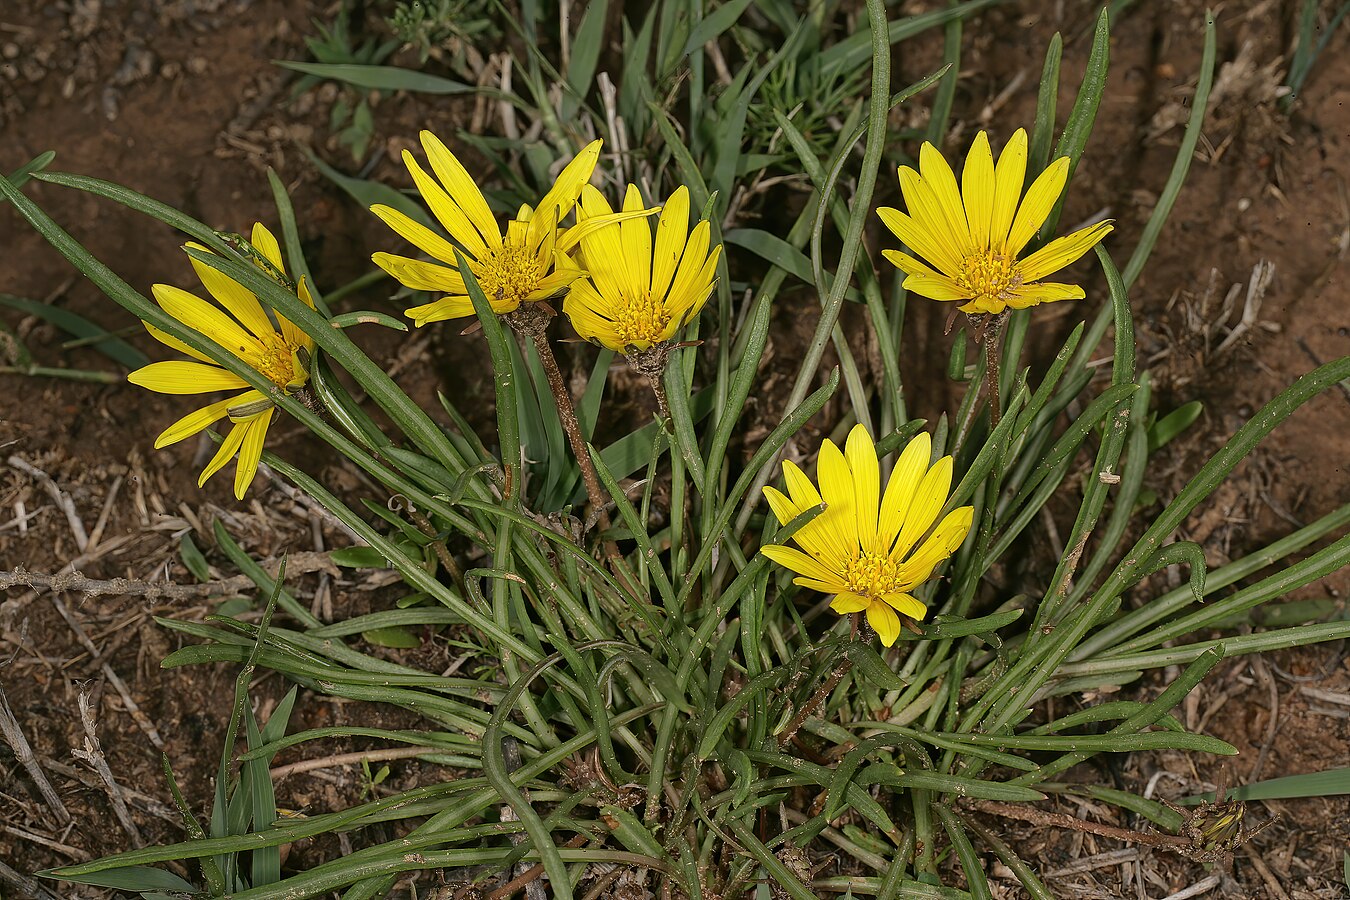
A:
563 184 721 353
878 129 1113 315
128 224 315 500
371 131 612 326
761 426 973 647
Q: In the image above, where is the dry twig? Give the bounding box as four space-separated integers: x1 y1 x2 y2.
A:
7 455 89 552
73 688 143 847
50 595 166 750
0 682 71 824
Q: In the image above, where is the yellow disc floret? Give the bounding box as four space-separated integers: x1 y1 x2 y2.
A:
611 292 673 348
843 551 904 601
957 251 1021 308
477 242 543 311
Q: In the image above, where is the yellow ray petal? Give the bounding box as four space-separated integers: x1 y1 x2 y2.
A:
620 184 652 299
153 393 248 448
877 206 960 277
896 506 973 588
1017 221 1113 282
232 408 275 499
878 432 931 545
902 275 972 303
404 151 490 259
371 252 468 293
152 284 261 359
891 456 953 559
652 186 690 299
250 224 284 271
845 425 880 554
918 142 971 251
283 278 317 356
145 323 214 364
881 592 927 621
664 220 712 315
881 248 945 280
534 139 603 226
781 460 843 561
197 418 250 489
831 593 871 614
817 438 860 553
866 600 901 647
528 265 586 302
1006 155 1069 257
761 543 843 586
185 246 273 339
129 360 249 395
371 204 468 267
761 485 803 526
406 295 476 326
664 244 719 330
573 187 628 301
990 128 1028 251
420 130 501 249
562 286 622 349
898 168 967 271
958 295 1009 315
962 131 996 252
1007 281 1087 309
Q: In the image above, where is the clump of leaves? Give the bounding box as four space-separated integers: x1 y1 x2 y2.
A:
386 0 496 66
295 3 399 161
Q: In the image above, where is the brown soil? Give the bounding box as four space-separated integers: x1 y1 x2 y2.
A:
2 0 1348 898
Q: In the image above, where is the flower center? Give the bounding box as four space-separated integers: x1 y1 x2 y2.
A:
843 551 903 600
612 291 671 348
255 333 305 390
478 243 541 310
956 251 1021 306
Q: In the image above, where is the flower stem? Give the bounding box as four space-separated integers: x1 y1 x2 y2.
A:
777 655 854 749
527 327 611 520
648 374 671 427
973 311 1009 426
627 343 673 431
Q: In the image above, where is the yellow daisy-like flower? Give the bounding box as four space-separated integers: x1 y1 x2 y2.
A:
371 130 616 327
761 426 974 647
563 184 721 353
127 224 315 500
878 129 1113 315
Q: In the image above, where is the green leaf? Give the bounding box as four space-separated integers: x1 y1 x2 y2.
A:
564 0 608 118
858 767 1048 802
681 0 754 58
724 229 862 301
1148 400 1204 452
305 149 434 229
1204 767 1350 803
1040 6 1109 239
276 61 473 94
362 626 423 649
45 866 198 894
818 0 999 80
329 310 409 331
7 150 56 188
331 546 390 568
1123 11 1216 289
0 293 148 369
180 534 211 582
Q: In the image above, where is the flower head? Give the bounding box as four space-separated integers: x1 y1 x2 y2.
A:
128 224 315 499
761 426 973 646
563 184 721 353
372 131 632 327
878 129 1113 315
